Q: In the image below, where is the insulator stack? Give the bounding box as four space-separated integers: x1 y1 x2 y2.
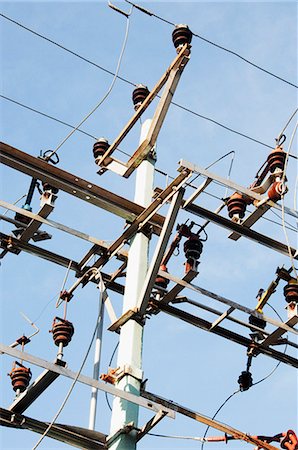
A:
267 181 286 202
267 146 286 173
93 138 109 160
50 317 74 347
172 24 192 50
184 236 203 272
155 264 170 289
227 192 247 220
238 370 253 391
284 280 298 303
132 85 150 110
248 314 266 331
9 363 32 393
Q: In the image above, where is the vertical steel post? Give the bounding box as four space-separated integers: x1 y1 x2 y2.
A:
88 282 105 430
109 119 155 450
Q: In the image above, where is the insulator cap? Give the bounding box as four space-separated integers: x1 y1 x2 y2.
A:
50 317 74 347
93 138 109 160
172 24 192 49
238 370 253 391
267 146 286 173
183 236 203 260
132 85 150 110
227 192 247 219
267 181 286 202
9 363 32 392
248 314 266 331
284 280 298 303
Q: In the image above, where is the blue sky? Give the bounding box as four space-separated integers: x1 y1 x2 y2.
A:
0 2 297 450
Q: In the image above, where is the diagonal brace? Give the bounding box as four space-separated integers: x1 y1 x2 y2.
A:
137 188 185 315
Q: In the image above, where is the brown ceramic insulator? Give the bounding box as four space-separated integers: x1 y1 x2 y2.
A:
267 181 285 202
172 24 192 49
132 85 150 110
267 147 286 173
284 281 298 303
227 192 247 219
51 318 74 347
183 236 203 261
155 264 170 289
9 364 32 392
93 138 109 160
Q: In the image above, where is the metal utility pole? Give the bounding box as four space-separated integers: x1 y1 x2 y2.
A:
109 119 155 450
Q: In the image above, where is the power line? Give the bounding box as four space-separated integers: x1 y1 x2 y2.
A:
0 13 136 88
0 95 97 140
0 14 286 152
124 0 298 89
45 5 133 161
32 273 105 449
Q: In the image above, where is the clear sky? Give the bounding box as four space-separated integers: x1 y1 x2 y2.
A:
0 1 297 450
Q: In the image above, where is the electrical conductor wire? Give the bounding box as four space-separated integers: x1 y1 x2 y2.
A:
124 0 298 89
3 14 297 154
200 389 240 450
44 6 133 162
31 272 105 450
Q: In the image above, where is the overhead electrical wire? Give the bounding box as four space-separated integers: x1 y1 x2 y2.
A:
2 15 295 154
200 389 240 450
44 5 133 162
124 0 298 89
201 301 290 449
32 272 105 450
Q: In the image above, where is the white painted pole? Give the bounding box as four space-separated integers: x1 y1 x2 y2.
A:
88 286 105 430
109 119 155 450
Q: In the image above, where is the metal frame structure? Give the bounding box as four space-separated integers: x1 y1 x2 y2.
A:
1 122 297 448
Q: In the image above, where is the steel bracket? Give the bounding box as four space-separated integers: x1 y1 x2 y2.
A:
106 422 135 447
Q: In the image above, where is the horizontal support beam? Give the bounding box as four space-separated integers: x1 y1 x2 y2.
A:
0 408 106 450
9 368 61 414
0 232 125 295
159 270 298 335
0 200 124 253
179 159 298 220
142 391 278 450
184 203 297 259
228 203 272 241
153 301 298 368
0 343 175 418
0 142 164 234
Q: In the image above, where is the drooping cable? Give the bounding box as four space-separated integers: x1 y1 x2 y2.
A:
252 303 288 387
200 389 240 450
124 0 298 89
31 271 105 450
44 6 133 162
